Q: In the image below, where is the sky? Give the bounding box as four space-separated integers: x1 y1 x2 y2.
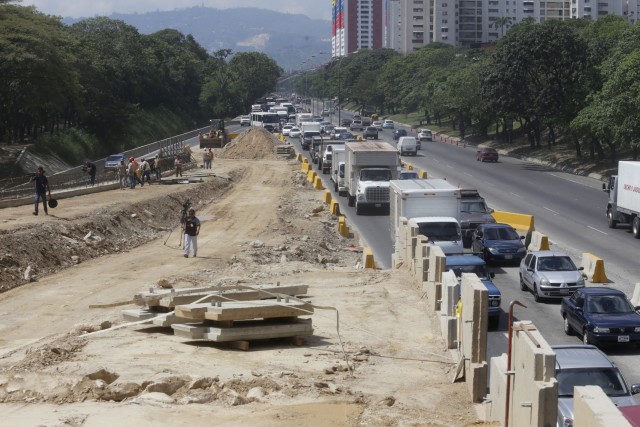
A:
22 0 332 21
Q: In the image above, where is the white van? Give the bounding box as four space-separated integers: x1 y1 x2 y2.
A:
397 136 417 156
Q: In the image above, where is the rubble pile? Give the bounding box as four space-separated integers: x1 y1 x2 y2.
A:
220 128 281 160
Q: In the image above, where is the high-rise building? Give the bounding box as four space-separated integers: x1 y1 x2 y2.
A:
332 0 385 58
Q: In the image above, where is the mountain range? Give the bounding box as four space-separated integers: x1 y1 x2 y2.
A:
63 6 332 72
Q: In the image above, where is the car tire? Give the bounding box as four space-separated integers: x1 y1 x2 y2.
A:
488 315 499 330
348 195 355 207
583 328 591 345
334 182 338 192
355 202 363 215
633 217 640 239
519 274 527 291
563 316 573 335
607 208 618 229
533 284 541 303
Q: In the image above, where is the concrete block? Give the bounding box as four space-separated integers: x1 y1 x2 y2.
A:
631 283 640 307
423 280 441 313
492 210 534 233
313 176 324 190
297 153 303 162
527 230 551 251
362 247 376 269
574 386 632 427
581 252 609 283
301 162 310 172
464 361 488 403
307 170 316 183
418 169 427 178
488 354 508 423
439 315 457 349
461 274 487 364
330 199 341 216
323 190 332 204
441 271 459 317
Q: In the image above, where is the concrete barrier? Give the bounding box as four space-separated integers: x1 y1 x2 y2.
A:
297 153 303 162
425 245 445 312
460 273 488 402
362 247 376 269
323 190 332 204
301 162 310 172
330 199 340 216
492 210 534 232
303 158 309 164
338 216 349 237
581 253 609 283
440 271 459 349
418 169 427 178
307 170 316 183
527 231 551 251
574 386 633 427
313 176 324 190
631 283 640 307
406 163 413 171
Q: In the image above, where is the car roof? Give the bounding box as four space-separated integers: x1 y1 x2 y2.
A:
479 223 515 230
446 255 485 266
552 345 615 370
528 250 570 257
575 287 626 297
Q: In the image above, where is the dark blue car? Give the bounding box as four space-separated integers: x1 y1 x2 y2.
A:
471 223 526 264
561 287 640 348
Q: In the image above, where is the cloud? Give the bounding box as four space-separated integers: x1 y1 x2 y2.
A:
24 0 331 20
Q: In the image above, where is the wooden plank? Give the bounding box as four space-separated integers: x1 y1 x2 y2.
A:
203 300 313 322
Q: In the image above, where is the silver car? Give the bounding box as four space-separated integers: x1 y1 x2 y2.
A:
519 251 585 302
553 345 640 427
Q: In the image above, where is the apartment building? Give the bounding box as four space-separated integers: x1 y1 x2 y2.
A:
332 0 384 58
379 0 639 52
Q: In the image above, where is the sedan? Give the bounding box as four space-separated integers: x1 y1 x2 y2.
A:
476 147 499 162
471 223 526 264
282 125 293 136
382 119 395 129
363 126 378 139
418 129 432 142
392 129 407 141
561 287 640 347
289 127 301 138
337 132 355 141
372 121 384 131
519 251 586 302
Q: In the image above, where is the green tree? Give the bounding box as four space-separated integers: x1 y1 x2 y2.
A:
493 16 513 37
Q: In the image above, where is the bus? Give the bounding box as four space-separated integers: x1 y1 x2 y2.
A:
296 113 313 127
251 111 280 132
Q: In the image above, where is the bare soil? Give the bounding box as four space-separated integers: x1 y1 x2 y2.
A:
0 135 496 426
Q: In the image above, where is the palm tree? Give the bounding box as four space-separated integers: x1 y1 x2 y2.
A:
493 16 513 38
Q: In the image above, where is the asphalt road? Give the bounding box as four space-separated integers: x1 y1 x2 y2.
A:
288 103 640 389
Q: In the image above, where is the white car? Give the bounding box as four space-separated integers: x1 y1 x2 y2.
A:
372 121 384 131
282 125 293 136
240 115 251 126
289 127 301 138
382 119 395 129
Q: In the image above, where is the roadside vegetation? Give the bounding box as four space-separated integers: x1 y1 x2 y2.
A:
292 15 640 167
0 3 281 164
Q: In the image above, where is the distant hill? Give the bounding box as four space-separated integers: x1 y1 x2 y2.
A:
63 6 331 71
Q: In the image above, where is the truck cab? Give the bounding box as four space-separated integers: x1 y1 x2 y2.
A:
603 161 640 238
410 217 463 255
459 189 496 248
445 255 502 329
331 146 347 195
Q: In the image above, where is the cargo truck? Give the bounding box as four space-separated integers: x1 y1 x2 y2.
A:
345 141 400 215
330 146 346 195
300 122 321 151
459 189 496 248
390 179 463 255
319 141 345 174
603 161 640 238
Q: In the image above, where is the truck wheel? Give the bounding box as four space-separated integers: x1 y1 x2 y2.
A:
355 203 362 215
563 316 573 335
488 315 499 330
334 182 338 192
348 195 355 207
607 208 618 229
633 217 640 239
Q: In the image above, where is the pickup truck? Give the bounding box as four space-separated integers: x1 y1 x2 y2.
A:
445 255 502 329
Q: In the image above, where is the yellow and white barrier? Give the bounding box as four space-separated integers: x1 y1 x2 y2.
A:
581 253 609 283
528 231 550 251
330 199 340 216
307 170 316 183
418 169 427 178
491 210 534 232
338 215 349 237
362 247 376 269
313 176 324 190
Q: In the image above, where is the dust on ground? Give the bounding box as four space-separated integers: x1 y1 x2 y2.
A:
219 127 282 160
0 131 496 426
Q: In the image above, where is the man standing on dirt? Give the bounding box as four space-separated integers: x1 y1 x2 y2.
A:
29 166 51 216
139 157 151 186
174 155 183 177
85 161 97 186
181 208 200 258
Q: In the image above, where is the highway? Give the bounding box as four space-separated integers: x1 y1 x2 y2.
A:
285 104 640 388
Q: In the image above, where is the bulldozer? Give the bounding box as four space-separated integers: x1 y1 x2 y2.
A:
199 119 231 149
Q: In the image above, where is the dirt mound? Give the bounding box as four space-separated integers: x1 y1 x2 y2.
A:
220 128 280 160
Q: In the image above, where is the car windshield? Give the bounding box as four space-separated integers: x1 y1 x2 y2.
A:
339 133 354 140
446 264 489 280
339 164 345 178
537 256 576 271
587 295 635 314
417 222 461 242
107 155 123 162
360 169 392 181
400 172 419 180
556 368 629 398
483 227 520 240
461 201 489 214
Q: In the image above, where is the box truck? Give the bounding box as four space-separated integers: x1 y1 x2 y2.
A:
604 161 640 238
390 179 463 255
330 146 347 195
319 141 345 174
345 141 400 215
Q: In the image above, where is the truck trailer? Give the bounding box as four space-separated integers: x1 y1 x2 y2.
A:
344 141 400 215
389 179 463 255
604 161 640 238
330 146 347 195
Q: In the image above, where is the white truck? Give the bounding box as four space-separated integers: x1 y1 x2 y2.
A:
300 122 321 151
320 141 345 175
345 141 400 215
330 146 347 195
604 161 640 238
390 179 463 255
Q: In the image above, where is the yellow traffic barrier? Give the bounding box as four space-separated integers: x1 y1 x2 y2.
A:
280 134 285 142
307 170 316 183
303 158 309 164
527 231 551 251
491 210 534 232
418 169 427 178
313 176 324 190
324 190 332 204
406 163 413 171
301 162 310 172
330 199 341 216
338 215 349 237
581 253 609 283
297 153 303 162
363 247 376 269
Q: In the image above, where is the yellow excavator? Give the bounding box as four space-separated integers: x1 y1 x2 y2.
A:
199 119 229 149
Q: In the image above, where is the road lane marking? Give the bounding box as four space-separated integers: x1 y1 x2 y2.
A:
587 226 607 235
543 207 560 215
549 173 600 189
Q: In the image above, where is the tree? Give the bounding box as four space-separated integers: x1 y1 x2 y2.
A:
493 16 513 38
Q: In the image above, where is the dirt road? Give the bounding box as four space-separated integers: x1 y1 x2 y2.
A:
0 135 496 426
